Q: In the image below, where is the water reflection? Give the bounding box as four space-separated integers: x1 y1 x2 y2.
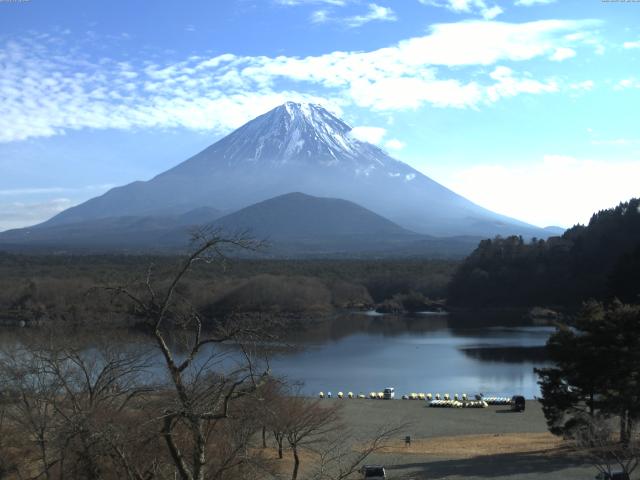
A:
270 312 553 398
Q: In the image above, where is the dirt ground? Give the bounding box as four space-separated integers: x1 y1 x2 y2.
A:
315 399 598 480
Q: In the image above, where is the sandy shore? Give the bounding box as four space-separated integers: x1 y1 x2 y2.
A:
313 399 596 480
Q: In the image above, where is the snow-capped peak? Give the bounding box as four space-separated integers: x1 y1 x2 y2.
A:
201 102 402 174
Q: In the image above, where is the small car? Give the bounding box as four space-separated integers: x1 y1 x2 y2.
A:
360 465 386 479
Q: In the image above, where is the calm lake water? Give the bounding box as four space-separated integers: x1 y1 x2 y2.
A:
1 311 554 399
269 312 554 399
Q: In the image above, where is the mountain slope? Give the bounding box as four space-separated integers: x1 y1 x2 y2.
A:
210 192 413 239
31 102 546 238
0 192 480 257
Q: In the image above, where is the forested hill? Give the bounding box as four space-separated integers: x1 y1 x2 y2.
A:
447 198 640 307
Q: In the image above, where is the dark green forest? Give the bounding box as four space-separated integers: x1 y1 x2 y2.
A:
448 198 640 307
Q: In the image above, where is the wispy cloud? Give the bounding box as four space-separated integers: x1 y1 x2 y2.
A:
623 40 640 49
275 0 349 5
342 3 397 27
311 9 330 23
419 0 503 20
0 20 602 142
311 3 397 27
0 184 115 196
514 0 556 6
615 78 640 90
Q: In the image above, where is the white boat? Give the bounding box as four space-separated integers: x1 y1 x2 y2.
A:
383 387 395 400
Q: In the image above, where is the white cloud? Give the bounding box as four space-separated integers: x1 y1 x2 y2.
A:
420 0 503 20
384 138 405 150
311 9 330 23
350 126 387 144
311 3 397 27
481 5 503 20
0 20 602 142
486 66 558 102
615 78 640 90
514 0 556 5
348 127 404 151
569 80 594 91
623 40 640 49
550 47 576 61
442 155 640 227
342 3 397 27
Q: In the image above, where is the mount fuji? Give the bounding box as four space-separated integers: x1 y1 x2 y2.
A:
0 102 551 255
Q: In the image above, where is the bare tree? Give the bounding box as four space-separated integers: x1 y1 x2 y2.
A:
0 340 155 480
280 397 342 480
0 405 20 480
575 415 639 479
108 229 273 480
308 423 406 480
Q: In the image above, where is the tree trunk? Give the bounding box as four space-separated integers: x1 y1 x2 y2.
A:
291 446 300 480
274 432 283 459
192 420 207 480
621 410 629 445
262 426 267 449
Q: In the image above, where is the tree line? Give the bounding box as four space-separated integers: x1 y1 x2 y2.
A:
447 198 640 307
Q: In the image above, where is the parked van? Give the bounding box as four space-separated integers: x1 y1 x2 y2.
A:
361 465 386 479
595 471 630 480
511 395 525 412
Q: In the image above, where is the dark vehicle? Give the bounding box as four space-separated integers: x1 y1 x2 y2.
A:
595 472 630 480
360 465 386 479
511 395 525 412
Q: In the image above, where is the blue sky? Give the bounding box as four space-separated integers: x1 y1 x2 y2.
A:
1 0 639 231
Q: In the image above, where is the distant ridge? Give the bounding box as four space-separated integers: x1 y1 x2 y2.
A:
0 192 480 257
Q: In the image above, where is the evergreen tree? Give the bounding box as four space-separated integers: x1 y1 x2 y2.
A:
536 301 640 442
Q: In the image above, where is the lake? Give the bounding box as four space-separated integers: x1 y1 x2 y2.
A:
0 311 554 399
269 311 554 399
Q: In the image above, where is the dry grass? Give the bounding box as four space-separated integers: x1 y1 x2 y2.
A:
375 432 566 459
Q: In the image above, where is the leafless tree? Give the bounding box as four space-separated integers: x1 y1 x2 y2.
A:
575 415 639 479
279 397 342 480
308 423 406 480
107 228 273 480
0 339 155 480
0 405 20 479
